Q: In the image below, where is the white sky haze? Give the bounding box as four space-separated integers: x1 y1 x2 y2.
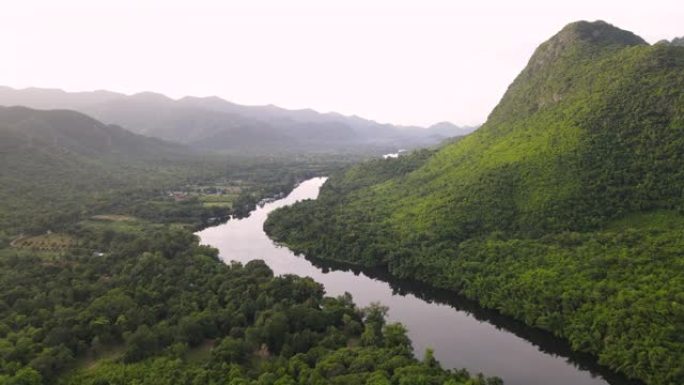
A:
2 0 682 126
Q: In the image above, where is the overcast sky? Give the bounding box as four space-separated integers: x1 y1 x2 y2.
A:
1 0 682 126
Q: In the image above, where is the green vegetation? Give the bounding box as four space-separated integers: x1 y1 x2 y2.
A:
11 233 77 252
265 21 684 385
0 105 499 384
0 106 352 236
0 222 499 385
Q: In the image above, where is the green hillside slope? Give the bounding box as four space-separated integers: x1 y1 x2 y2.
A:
0 106 203 234
265 21 684 385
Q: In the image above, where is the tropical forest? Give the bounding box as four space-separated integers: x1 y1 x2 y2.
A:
1 4 683 385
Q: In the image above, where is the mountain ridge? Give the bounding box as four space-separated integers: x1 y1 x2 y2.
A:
0 105 189 159
0 106 201 233
0 86 476 154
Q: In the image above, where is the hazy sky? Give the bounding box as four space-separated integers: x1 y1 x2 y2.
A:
2 0 682 126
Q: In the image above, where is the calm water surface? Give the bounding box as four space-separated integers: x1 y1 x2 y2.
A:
196 177 641 385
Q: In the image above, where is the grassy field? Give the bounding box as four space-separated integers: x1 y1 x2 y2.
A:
198 194 238 208
179 181 248 209
91 214 138 222
11 233 78 251
80 218 147 234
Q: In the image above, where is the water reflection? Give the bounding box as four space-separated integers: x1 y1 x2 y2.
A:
197 177 643 385
304 255 643 385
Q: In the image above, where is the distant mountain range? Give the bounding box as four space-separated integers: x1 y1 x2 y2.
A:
0 87 476 155
0 105 188 160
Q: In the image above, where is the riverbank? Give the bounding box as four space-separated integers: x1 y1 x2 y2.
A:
198 177 636 385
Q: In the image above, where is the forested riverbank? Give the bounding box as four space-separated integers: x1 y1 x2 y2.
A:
0 128 498 385
1 224 502 385
203 178 640 385
263 22 684 385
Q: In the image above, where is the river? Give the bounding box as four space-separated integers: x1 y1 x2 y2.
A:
196 177 641 385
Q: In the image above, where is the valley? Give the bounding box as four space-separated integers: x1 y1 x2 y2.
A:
1 9 682 385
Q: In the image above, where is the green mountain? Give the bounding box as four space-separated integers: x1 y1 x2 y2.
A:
0 106 199 234
0 106 188 159
265 21 684 385
659 36 684 47
0 87 475 155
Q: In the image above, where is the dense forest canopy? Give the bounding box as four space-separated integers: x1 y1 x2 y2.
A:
0 105 497 383
265 21 684 385
0 224 501 385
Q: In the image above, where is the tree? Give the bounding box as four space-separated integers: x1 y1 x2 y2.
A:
383 323 412 354
29 346 74 381
212 337 248 364
7 367 42 385
423 348 439 369
366 370 391 385
361 303 388 347
124 325 158 363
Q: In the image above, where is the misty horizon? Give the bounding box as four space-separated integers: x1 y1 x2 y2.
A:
3 0 682 127
0 85 472 129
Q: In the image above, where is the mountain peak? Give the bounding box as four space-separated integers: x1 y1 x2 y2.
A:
520 20 647 81
555 20 646 47
130 91 173 103
670 36 684 46
536 21 647 62
428 121 458 130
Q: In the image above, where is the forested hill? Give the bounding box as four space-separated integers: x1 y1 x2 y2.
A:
0 106 202 234
0 106 188 159
0 87 475 155
265 21 684 385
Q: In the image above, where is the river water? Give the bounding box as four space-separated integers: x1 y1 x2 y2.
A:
196 177 641 385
